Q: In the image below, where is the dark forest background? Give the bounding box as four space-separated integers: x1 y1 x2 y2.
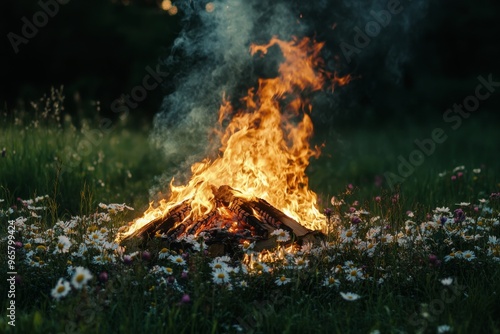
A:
1 0 500 130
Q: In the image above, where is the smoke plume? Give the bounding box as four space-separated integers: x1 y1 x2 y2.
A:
150 0 430 197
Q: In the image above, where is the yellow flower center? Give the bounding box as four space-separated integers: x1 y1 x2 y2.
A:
57 286 65 293
214 263 222 269
217 273 226 279
280 276 287 282
76 274 85 283
328 277 336 284
160 248 168 253
166 268 173 273
58 243 64 250
346 231 353 238
176 257 183 263
350 270 358 277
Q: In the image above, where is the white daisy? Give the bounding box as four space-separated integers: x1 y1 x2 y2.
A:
54 235 72 254
440 277 453 286
275 275 291 286
346 267 363 282
340 292 361 301
168 255 186 266
51 278 71 300
323 276 340 288
293 257 309 269
212 269 230 284
434 207 450 214
437 324 452 333
210 258 229 271
158 248 169 259
462 250 476 261
71 267 93 289
271 229 291 243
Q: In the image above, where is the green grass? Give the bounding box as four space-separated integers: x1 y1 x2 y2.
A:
1 99 499 334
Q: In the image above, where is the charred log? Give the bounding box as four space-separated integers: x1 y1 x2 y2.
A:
120 185 323 253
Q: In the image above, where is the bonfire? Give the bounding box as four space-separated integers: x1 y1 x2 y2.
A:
117 37 350 253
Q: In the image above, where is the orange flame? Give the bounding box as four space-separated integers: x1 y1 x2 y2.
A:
117 37 349 242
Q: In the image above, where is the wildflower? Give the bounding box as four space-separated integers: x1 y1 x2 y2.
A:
165 267 174 275
180 294 191 304
351 216 361 225
158 248 169 259
452 165 465 172
379 234 393 244
169 255 186 266
331 196 344 206
428 254 441 267
294 257 309 269
341 227 356 243
300 242 313 254
212 269 230 284
323 276 340 287
437 324 452 333
434 207 450 214
454 209 465 223
54 235 72 254
142 251 151 261
472 168 481 174
123 255 133 265
440 277 453 286
36 245 47 253
462 250 476 261
271 229 290 243
488 236 498 245
340 292 361 301
346 267 363 282
241 240 255 252
51 278 71 300
210 258 229 271
98 271 109 283
324 208 332 218
374 196 381 203
275 275 291 286
71 267 93 289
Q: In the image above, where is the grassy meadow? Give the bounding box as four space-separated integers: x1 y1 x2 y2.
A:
1 94 500 334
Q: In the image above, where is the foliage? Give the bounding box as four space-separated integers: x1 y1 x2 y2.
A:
1 97 499 333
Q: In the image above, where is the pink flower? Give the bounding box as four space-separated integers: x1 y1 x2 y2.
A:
181 294 191 304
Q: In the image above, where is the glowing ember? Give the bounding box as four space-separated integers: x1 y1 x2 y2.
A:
117 37 349 244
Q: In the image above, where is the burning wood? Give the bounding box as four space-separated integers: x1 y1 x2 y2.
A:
119 185 322 253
